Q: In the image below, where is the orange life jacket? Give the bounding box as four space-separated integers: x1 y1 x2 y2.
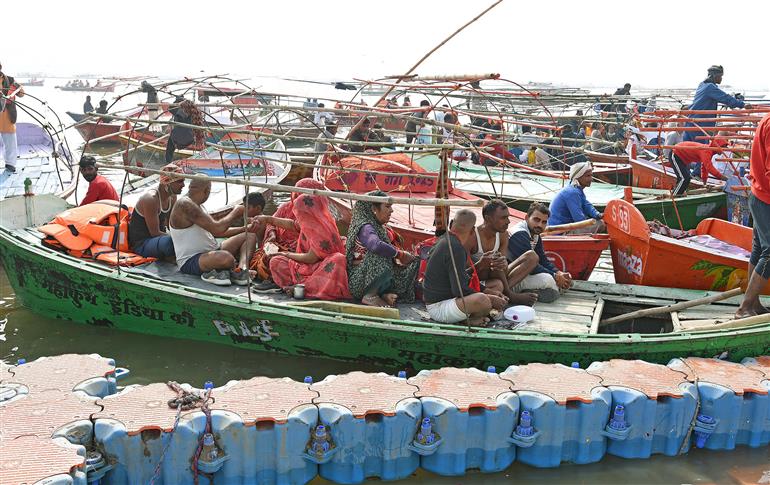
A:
39 201 154 266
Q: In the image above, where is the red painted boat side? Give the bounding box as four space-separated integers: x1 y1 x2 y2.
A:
605 198 768 293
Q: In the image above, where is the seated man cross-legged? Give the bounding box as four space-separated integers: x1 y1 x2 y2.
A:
422 209 507 326
507 202 573 302
168 176 258 286
472 199 539 306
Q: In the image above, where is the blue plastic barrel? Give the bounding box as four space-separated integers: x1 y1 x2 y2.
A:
413 369 520 475
316 397 421 483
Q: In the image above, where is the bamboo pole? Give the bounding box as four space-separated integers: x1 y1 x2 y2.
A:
94 161 483 207
702 312 770 331
599 288 743 326
543 218 597 235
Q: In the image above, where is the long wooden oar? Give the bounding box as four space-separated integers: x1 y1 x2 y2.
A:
543 218 598 235
599 288 743 327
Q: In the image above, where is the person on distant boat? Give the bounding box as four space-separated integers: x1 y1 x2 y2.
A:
347 117 372 152
95 100 108 115
588 122 607 152
265 181 351 300
624 125 647 159
684 65 751 144
736 112 770 318
611 83 632 112
249 178 323 292
405 100 430 145
140 81 160 125
370 122 396 150
441 113 468 161
78 156 119 206
548 162 604 232
345 190 419 307
477 123 517 166
422 210 507 326
168 175 258 286
472 199 539 305
662 121 684 160
165 97 204 163
83 95 94 114
0 62 24 173
314 121 339 160
313 103 334 126
670 138 729 194
517 125 541 163
507 202 573 303
127 163 186 261
85 80 90 88
402 96 412 107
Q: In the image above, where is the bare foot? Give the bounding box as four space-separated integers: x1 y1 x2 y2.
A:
362 294 387 307
734 307 757 319
382 293 398 307
283 285 294 296
508 292 538 306
467 317 489 327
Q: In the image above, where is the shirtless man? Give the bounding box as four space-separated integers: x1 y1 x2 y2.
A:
128 163 185 261
472 199 538 306
168 176 258 286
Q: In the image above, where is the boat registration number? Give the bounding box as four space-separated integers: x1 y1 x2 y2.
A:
611 204 632 234
213 319 277 342
616 248 643 276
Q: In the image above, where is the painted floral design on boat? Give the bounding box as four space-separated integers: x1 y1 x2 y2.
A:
690 260 748 291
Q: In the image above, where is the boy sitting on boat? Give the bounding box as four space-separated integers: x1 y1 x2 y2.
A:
422 210 507 326
471 199 538 306
168 176 259 286
507 202 573 303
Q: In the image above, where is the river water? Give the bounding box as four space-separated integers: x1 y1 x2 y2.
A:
1 81 769 484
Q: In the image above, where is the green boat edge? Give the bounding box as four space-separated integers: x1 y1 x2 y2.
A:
2 225 768 371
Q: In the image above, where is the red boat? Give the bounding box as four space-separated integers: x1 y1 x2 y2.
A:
316 152 609 280
629 157 706 190
75 121 122 144
605 198 768 294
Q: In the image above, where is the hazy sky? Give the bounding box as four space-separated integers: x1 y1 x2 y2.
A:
6 0 768 91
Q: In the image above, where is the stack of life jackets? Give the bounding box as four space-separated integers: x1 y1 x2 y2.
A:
38 201 153 266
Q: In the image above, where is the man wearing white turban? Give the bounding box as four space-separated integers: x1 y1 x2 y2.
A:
547 162 604 232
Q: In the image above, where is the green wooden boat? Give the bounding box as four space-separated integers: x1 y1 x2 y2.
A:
1 195 767 371
417 157 726 230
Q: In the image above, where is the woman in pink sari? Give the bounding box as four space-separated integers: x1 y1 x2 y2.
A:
265 179 351 300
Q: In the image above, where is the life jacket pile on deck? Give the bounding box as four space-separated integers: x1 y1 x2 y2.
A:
38 201 153 266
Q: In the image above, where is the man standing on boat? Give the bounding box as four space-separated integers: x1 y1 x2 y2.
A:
83 96 94 114
78 156 119 206
548 162 604 232
127 163 185 261
508 202 572 302
736 112 770 317
0 62 24 173
684 65 750 144
168 176 258 286
422 210 507 326
472 199 538 305
670 137 729 194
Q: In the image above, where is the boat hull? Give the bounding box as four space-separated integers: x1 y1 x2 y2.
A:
74 122 122 144
606 198 769 294
2 226 769 368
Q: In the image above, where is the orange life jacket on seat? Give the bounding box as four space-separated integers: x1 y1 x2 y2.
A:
38 201 154 266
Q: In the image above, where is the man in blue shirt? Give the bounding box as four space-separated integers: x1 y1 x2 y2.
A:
548 162 604 232
684 65 751 143
507 202 573 302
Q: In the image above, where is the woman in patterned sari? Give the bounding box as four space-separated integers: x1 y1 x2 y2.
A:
266 180 350 300
345 190 419 307
250 178 321 281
